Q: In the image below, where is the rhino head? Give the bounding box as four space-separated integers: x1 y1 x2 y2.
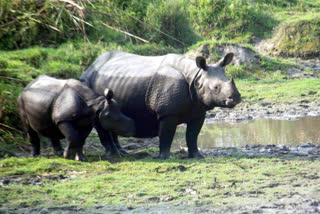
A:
99 89 135 137
194 53 241 110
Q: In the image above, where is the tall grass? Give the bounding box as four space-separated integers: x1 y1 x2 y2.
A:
0 0 90 49
187 0 277 40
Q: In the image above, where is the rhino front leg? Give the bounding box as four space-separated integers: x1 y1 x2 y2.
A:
95 121 121 157
58 122 90 162
158 117 178 159
112 133 128 155
186 116 205 158
50 138 63 156
27 127 40 157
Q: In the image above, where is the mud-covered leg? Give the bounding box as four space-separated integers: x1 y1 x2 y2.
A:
27 127 40 157
50 138 63 156
186 116 205 158
95 121 120 157
158 117 178 159
112 133 128 155
58 122 88 161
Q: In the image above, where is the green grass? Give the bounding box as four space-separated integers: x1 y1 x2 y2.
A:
237 78 320 103
1 152 319 209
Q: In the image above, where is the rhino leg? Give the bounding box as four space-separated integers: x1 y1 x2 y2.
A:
27 127 40 157
58 122 90 161
186 117 205 158
158 117 178 159
50 138 63 156
95 122 122 157
75 149 88 162
112 133 128 155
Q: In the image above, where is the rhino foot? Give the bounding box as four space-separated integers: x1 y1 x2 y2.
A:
158 152 173 160
32 152 40 158
64 148 76 160
105 147 128 158
188 151 205 159
118 148 128 155
75 152 88 162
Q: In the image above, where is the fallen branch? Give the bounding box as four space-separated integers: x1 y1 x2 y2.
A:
0 75 28 82
0 123 24 134
100 21 150 44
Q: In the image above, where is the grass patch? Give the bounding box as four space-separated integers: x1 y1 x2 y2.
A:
1 153 319 209
237 78 320 103
270 14 320 58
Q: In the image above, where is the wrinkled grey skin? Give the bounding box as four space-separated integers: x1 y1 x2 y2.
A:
17 75 135 161
81 51 241 159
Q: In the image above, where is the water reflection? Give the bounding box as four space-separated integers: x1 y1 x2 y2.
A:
173 116 320 149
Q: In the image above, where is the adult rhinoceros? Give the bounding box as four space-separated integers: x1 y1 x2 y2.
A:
81 51 241 159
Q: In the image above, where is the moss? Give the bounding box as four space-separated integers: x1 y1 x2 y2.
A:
271 14 320 58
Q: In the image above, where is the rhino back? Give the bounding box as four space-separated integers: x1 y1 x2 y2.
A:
84 51 163 112
19 75 67 132
52 87 94 125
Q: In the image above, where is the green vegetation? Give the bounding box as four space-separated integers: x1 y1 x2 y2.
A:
270 14 320 58
1 152 320 210
0 0 91 49
188 0 276 41
238 78 320 102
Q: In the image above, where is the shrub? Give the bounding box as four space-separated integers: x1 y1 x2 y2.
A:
187 0 276 40
270 14 320 58
0 0 91 49
145 0 201 48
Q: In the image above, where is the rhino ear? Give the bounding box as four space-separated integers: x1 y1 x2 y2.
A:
104 88 113 101
218 53 234 67
196 56 208 70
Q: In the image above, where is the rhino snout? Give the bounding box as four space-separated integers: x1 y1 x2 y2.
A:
224 93 241 108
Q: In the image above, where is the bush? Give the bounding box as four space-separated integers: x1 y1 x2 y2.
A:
0 0 91 49
259 0 297 7
124 43 180 55
270 14 320 58
145 0 201 48
187 0 276 40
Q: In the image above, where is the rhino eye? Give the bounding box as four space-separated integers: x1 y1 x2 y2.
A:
214 85 221 93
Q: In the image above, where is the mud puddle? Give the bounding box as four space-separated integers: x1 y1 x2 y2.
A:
173 115 320 149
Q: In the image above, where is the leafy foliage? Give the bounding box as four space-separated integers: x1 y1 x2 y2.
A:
187 0 277 40
270 14 320 58
145 0 201 47
0 0 90 49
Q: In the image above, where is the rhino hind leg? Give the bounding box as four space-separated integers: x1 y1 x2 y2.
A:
186 117 205 159
158 117 178 159
50 138 63 156
58 122 90 162
27 127 41 157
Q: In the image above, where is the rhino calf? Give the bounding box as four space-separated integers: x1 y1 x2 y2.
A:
17 75 135 161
